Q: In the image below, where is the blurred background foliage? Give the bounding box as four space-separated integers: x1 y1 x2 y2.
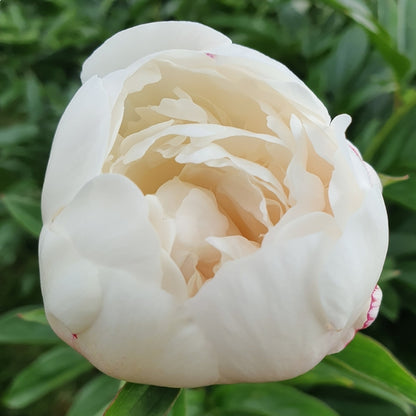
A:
1 0 416 415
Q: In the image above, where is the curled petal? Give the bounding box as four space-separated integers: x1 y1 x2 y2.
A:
41 77 112 223
81 21 231 82
187 226 336 383
318 189 388 331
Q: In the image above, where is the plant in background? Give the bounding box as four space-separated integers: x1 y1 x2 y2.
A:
1 1 416 415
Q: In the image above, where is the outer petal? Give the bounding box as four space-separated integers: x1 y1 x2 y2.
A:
41 76 113 223
209 43 331 125
53 174 162 280
40 173 162 331
187 212 340 383
39 227 103 334
40 174 219 387
81 21 231 82
318 188 388 331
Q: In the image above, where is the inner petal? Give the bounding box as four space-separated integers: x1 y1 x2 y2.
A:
155 178 232 291
102 52 337 299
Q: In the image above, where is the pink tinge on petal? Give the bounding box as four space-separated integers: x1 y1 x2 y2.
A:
205 52 216 59
348 142 363 161
361 285 382 329
347 142 381 190
72 333 78 340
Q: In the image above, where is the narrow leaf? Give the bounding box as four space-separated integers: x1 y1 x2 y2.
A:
1 193 42 237
105 383 181 416
168 389 187 416
0 306 58 345
67 374 121 416
379 173 409 188
383 175 416 211
290 333 416 414
211 383 340 416
0 124 38 146
389 233 416 257
3 345 92 409
17 307 49 325
334 333 416 402
321 0 410 79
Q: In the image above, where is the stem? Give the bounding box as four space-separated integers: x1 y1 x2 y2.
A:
363 90 416 161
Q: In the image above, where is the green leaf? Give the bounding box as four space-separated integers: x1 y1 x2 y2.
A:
172 389 205 416
396 261 416 290
379 257 400 283
326 26 369 94
401 0 416 73
317 389 408 416
321 0 410 79
1 193 42 237
377 0 416 75
17 307 49 325
25 72 43 122
379 173 409 188
211 383 340 416
0 306 58 345
0 124 38 146
379 281 401 321
67 374 121 416
104 383 181 416
3 345 92 409
0 221 22 267
290 334 416 414
363 89 416 162
389 233 416 257
383 175 416 211
376 0 398 42
168 389 187 416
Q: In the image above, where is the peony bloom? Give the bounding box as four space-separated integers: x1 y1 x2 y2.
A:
39 21 388 387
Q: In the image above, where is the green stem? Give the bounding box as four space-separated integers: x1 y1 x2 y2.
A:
363 90 416 161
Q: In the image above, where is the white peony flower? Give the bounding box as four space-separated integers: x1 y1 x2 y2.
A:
39 21 388 387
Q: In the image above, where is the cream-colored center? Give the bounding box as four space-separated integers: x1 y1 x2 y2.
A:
103 54 333 296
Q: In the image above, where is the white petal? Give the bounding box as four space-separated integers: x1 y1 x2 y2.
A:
160 249 188 302
318 188 388 330
41 174 220 386
41 76 112 223
347 140 383 191
285 156 326 212
145 194 176 253
74 269 219 387
121 120 175 164
175 187 229 247
151 97 208 123
39 226 103 334
265 211 338 243
54 174 162 283
208 43 331 125
81 21 231 82
207 235 259 263
284 116 326 211
187 227 339 383
173 141 286 201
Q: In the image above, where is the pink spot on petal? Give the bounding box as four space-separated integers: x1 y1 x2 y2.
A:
348 142 363 161
348 142 379 188
206 52 215 59
361 285 382 329
72 333 78 340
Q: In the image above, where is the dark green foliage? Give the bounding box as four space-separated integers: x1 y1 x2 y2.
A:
1 0 416 415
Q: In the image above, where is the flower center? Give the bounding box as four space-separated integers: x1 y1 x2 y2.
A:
103 54 333 296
